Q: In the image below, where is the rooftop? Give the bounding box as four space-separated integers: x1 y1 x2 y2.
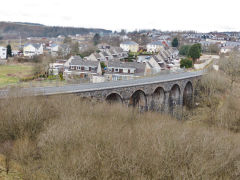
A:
147 41 164 46
121 41 138 45
70 57 99 67
24 43 42 49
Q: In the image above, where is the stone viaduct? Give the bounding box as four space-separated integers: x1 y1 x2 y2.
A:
0 71 203 114
76 73 201 114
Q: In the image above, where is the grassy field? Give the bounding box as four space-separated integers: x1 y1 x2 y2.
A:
0 64 67 88
0 64 33 88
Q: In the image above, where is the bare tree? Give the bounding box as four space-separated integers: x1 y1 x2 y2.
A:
70 41 80 55
220 52 240 88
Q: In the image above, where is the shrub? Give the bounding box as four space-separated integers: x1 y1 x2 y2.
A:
19 76 35 82
180 58 193 68
179 45 191 56
0 97 58 142
0 95 240 179
191 71 240 133
47 75 57 80
100 62 106 69
59 73 64 81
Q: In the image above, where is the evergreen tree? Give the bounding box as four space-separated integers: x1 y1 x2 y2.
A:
6 44 12 58
188 43 202 63
93 33 101 45
179 45 191 56
171 37 179 47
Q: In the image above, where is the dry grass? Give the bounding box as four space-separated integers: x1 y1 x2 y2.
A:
0 154 22 180
0 94 240 179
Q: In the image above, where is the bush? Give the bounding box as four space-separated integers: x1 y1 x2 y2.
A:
19 76 35 82
59 73 64 81
180 58 193 68
47 75 57 80
100 62 106 69
217 95 240 132
191 71 240 133
127 58 133 62
1 95 240 179
0 97 57 142
179 45 191 56
195 71 228 109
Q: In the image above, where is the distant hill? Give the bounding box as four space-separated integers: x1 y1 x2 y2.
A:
14 22 45 26
0 21 112 39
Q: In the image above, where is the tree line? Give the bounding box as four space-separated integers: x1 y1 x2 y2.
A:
0 22 112 39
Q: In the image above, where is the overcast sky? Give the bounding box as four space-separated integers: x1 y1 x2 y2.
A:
0 0 239 32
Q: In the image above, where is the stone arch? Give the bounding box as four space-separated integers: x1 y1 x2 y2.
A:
151 87 165 111
169 84 181 113
183 81 193 108
129 90 147 111
106 93 123 104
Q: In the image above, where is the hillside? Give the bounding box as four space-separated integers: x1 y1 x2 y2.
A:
0 82 240 179
0 54 240 179
0 21 112 39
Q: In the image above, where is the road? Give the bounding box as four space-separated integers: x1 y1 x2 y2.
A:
0 70 203 98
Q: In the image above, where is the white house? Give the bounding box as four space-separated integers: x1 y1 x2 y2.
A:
0 46 7 59
147 41 164 52
120 41 139 52
105 61 145 81
64 56 102 79
50 44 60 56
23 43 43 57
107 61 136 74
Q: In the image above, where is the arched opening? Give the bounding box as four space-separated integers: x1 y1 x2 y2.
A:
129 90 147 111
106 93 123 104
169 84 181 113
151 87 165 111
183 81 193 108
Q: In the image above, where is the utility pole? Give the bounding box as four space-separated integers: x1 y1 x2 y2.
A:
19 32 22 52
